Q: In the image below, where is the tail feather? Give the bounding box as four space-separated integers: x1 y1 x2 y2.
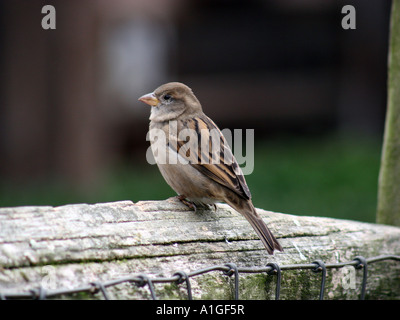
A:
227 200 283 254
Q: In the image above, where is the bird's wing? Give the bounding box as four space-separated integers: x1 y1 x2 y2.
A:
172 115 251 200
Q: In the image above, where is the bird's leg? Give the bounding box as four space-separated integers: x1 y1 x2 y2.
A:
176 195 197 212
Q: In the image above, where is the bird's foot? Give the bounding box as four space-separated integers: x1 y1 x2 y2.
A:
176 195 197 212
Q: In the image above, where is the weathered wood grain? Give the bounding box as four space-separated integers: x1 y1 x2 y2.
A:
1 199 399 299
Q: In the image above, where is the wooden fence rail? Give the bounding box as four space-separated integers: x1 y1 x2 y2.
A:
1 199 400 299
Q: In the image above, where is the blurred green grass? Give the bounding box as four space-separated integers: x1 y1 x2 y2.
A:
0 135 381 223
248 135 381 222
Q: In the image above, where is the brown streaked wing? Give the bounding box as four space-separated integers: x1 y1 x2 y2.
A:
181 115 251 200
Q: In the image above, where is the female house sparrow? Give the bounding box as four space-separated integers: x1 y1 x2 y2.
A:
139 82 283 254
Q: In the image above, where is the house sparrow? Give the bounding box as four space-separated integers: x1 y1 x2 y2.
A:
138 82 283 254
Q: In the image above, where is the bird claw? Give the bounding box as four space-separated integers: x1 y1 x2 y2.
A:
177 195 197 212
176 195 217 212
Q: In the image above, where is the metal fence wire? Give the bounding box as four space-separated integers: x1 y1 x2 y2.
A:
1 254 399 300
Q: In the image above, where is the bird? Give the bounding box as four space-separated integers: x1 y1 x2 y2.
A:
138 82 283 254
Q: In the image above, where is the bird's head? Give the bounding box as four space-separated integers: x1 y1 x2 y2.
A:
138 82 202 122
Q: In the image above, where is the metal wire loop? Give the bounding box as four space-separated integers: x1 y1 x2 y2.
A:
312 260 326 300
224 263 239 300
29 287 47 300
173 271 193 300
266 262 281 300
353 256 368 300
90 281 110 300
136 274 157 300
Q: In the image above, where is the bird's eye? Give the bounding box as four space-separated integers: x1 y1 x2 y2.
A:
164 94 172 101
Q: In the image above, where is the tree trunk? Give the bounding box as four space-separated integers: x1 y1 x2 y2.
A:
377 0 400 226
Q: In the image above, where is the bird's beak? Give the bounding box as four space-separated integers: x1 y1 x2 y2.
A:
138 92 159 106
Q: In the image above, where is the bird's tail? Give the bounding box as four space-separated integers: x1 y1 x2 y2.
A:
227 199 283 255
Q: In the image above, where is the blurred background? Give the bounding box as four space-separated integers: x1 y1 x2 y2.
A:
0 0 392 222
